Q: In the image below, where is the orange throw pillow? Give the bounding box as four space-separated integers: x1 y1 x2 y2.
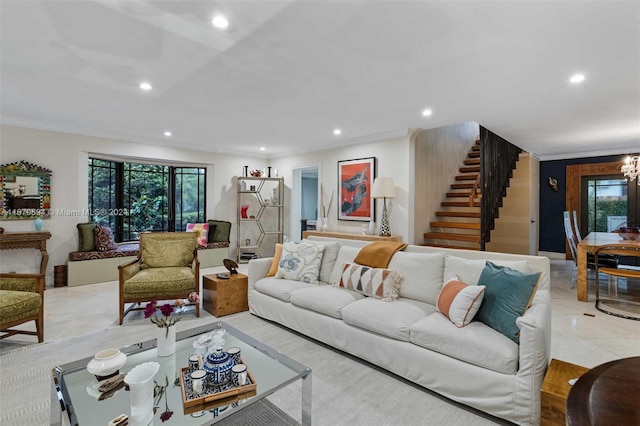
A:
267 243 283 277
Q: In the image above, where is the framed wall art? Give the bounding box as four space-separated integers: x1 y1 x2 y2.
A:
337 157 376 221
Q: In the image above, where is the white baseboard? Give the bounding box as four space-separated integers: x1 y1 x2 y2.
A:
538 251 566 260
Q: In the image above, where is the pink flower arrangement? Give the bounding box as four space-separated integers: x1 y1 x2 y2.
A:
144 292 200 329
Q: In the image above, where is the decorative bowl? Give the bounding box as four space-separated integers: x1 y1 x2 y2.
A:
87 348 127 379
617 226 640 240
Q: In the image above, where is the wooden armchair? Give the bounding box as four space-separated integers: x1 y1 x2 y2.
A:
0 273 45 342
118 232 200 324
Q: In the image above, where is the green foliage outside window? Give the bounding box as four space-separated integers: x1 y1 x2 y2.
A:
88 158 205 242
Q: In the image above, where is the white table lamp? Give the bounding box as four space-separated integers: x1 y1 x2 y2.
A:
372 177 396 236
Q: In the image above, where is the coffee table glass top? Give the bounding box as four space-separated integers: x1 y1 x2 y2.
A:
53 321 311 425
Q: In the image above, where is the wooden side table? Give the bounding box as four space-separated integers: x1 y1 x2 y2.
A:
541 359 589 426
202 273 248 317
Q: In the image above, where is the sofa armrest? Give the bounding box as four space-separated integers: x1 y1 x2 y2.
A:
248 257 273 289
0 273 44 294
118 259 141 282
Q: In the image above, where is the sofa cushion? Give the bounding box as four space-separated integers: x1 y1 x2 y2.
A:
123 267 195 298
475 262 541 344
276 241 325 283
341 297 436 341
77 222 97 251
140 233 195 269
443 255 532 286
303 239 341 283
254 277 314 303
267 243 283 277
337 262 402 301
186 223 209 247
388 251 444 304
206 223 217 243
94 226 117 251
410 313 519 374
0 290 41 323
329 246 362 285
207 220 231 243
290 285 365 319
436 277 485 327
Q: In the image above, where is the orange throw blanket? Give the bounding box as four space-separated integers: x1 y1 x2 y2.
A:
354 241 408 268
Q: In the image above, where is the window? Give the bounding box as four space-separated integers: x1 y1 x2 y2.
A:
581 176 628 234
88 157 206 242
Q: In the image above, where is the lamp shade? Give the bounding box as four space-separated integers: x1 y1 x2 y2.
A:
372 177 396 199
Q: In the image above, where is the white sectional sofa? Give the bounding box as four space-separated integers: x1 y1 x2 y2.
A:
248 236 551 425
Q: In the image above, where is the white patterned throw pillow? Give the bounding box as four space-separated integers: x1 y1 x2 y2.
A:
276 241 325 283
336 262 403 301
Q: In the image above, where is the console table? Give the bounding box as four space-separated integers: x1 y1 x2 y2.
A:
302 230 402 242
0 231 51 275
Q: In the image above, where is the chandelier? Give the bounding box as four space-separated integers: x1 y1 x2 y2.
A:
621 155 640 185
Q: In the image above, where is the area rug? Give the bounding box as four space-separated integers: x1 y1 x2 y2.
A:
0 312 505 425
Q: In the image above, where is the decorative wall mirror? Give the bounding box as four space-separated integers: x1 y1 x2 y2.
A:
0 161 52 220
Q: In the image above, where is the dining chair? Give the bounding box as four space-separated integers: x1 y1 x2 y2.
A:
568 210 619 269
563 211 580 284
593 244 640 320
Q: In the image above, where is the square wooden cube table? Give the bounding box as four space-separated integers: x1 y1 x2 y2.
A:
541 359 589 426
202 273 249 317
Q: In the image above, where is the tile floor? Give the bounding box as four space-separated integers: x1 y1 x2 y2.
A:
1 261 639 369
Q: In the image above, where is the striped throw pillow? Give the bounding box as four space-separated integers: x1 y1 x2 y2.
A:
336 262 402 301
436 276 485 327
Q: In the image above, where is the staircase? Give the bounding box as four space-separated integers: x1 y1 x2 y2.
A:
424 141 482 250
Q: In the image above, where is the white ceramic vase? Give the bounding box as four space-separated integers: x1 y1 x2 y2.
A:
157 325 176 357
319 217 328 231
124 361 159 426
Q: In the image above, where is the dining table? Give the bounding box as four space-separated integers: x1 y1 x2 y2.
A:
576 231 640 301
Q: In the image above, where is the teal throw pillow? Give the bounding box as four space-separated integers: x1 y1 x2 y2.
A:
77 222 97 251
475 261 540 344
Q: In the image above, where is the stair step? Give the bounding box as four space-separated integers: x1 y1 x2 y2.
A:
442 201 481 207
468 151 480 158
436 211 481 218
451 183 475 189
463 158 480 165
446 192 482 198
423 232 481 243
429 222 481 230
455 174 479 181
422 243 481 251
459 166 480 173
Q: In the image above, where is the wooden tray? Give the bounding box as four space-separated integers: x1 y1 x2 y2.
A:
179 361 257 414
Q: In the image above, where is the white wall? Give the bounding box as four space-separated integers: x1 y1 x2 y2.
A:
0 125 265 284
269 134 412 243
412 122 479 244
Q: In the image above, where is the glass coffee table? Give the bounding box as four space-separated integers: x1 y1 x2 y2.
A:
53 321 311 425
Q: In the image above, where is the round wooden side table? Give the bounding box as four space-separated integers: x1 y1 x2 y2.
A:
566 356 640 425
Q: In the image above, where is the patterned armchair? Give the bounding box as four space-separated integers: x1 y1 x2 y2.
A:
118 232 200 324
0 273 45 342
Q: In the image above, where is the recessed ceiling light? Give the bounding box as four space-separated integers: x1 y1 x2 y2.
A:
333 129 342 135
212 14 229 29
569 74 585 84
139 82 152 91
422 109 433 117
260 147 266 151
164 131 172 137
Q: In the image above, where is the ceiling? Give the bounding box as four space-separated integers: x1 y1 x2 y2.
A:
1 1 639 160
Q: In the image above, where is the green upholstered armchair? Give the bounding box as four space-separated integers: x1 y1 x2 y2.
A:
0 273 45 342
118 232 200 324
